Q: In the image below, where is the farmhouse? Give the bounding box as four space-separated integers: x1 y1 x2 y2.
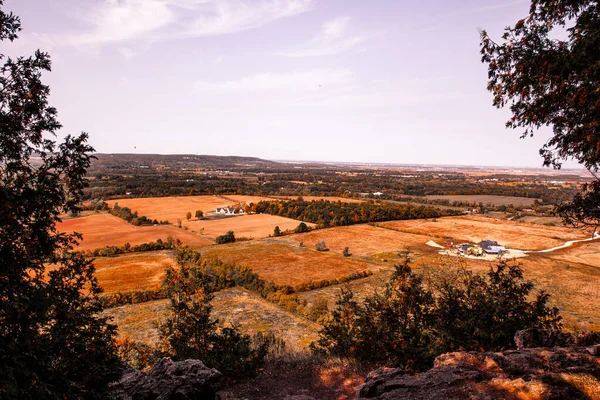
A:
478 239 507 254
215 206 245 215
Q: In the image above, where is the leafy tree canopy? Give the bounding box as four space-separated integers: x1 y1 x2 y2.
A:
0 2 121 398
480 0 600 233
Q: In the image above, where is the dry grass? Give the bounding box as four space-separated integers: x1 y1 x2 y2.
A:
213 288 320 350
377 215 590 251
105 288 321 349
278 224 432 258
419 252 600 328
426 195 539 206
183 214 314 239
546 240 600 266
105 195 234 222
203 241 385 286
57 213 213 251
94 251 175 294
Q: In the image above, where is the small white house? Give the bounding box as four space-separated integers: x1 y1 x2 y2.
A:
215 206 245 215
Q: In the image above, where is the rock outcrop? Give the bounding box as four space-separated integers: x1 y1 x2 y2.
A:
115 357 223 400
357 329 600 400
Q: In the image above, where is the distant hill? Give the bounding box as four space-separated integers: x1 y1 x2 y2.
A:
89 153 284 171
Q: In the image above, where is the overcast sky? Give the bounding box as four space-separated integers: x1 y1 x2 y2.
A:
4 0 582 168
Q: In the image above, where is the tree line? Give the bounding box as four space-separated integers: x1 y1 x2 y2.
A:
250 199 454 227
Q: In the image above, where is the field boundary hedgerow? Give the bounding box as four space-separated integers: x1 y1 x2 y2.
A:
100 251 373 322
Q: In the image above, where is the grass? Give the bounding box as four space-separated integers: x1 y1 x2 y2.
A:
377 215 590 251
57 213 214 251
547 240 600 267
183 213 315 239
94 250 175 294
276 224 432 258
203 240 386 286
105 287 321 350
105 195 234 222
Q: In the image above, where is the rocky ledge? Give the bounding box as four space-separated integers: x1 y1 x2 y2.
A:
358 329 600 400
114 357 223 400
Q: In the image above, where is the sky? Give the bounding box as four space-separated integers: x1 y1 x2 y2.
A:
3 0 583 168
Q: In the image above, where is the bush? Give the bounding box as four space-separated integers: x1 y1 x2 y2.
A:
342 247 351 257
215 231 236 244
295 222 309 233
315 241 329 252
313 260 562 372
158 262 268 378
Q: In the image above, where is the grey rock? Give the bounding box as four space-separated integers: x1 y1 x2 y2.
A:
357 330 600 400
116 357 223 400
513 328 573 349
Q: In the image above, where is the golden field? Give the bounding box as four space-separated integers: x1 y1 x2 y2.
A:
57 213 214 251
63 201 599 346
202 241 385 286
183 214 315 239
106 195 234 222
94 250 175 294
377 215 590 250
277 224 432 258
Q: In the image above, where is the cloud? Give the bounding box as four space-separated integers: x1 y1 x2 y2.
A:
40 0 313 54
278 16 366 57
185 0 314 37
194 68 355 94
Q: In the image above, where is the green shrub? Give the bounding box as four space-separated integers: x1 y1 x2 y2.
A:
215 231 236 244
313 260 562 372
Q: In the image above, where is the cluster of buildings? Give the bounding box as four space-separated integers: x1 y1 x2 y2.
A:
456 240 507 257
215 206 245 215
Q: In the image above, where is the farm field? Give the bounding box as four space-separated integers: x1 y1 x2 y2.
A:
273 196 364 203
94 251 175 294
57 213 213 251
377 215 589 251
106 288 321 349
278 224 432 258
546 240 600 267
425 194 539 206
106 195 234 222
512 255 600 329
183 214 315 239
203 241 385 286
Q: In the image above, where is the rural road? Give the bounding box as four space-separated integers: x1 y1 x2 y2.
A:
525 231 600 254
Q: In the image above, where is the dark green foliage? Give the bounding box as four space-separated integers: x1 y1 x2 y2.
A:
313 260 562 371
253 199 451 227
295 222 310 233
0 3 121 397
556 186 600 235
480 0 600 231
215 230 236 244
426 262 562 354
110 203 156 226
158 257 268 378
273 225 282 237
85 237 180 257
